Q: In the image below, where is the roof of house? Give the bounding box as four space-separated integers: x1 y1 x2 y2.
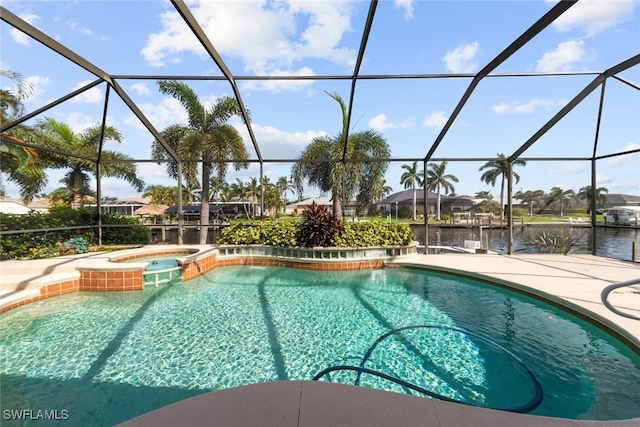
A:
605 194 640 205
292 197 333 206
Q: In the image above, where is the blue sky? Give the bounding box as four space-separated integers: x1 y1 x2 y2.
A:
1 0 639 201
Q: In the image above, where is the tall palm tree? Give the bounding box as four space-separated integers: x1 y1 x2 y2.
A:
229 178 251 218
0 68 33 121
400 161 424 220
547 186 575 217
578 185 609 214
276 176 296 214
182 181 201 205
152 81 249 244
246 176 261 218
377 179 393 202
209 176 225 203
262 179 281 217
514 189 545 216
479 153 527 221
143 184 177 205
219 182 232 203
292 92 390 221
37 118 144 209
425 161 458 221
0 68 47 201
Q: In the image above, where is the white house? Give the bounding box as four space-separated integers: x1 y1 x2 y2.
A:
0 198 51 214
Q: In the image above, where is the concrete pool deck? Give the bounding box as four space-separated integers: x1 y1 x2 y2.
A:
1 248 639 426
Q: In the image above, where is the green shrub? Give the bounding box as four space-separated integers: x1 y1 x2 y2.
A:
217 220 298 247
0 208 148 260
511 207 527 217
398 205 412 219
64 237 89 254
217 217 414 249
100 212 148 245
333 221 413 247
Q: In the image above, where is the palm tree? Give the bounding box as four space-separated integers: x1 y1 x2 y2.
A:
292 92 390 221
182 181 201 205
143 184 178 205
37 118 144 209
209 176 225 203
262 179 281 217
0 68 33 122
377 179 393 201
547 186 575 217
276 176 296 214
425 161 458 221
400 161 424 220
479 153 527 221
219 182 232 203
0 68 47 202
152 81 249 244
475 190 492 199
246 176 261 218
514 189 545 216
229 178 251 218
578 185 609 214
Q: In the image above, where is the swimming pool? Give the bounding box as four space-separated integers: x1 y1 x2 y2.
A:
1 266 639 425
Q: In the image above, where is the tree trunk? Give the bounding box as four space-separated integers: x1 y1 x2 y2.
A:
199 162 211 245
499 178 505 222
332 191 343 221
436 190 442 221
412 185 417 221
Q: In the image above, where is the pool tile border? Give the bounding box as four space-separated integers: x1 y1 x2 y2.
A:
0 245 414 314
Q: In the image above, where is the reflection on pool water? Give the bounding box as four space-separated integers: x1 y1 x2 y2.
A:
1 266 639 425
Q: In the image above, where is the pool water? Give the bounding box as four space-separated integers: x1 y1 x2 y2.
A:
1 266 639 425
124 256 179 271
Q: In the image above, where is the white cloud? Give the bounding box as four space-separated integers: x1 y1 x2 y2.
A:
241 67 316 93
595 172 637 193
492 98 567 115
369 114 396 131
536 40 591 72
442 42 479 73
129 97 189 132
22 75 51 104
62 112 98 134
141 1 356 76
68 20 94 37
235 122 328 159
130 83 150 96
423 111 448 128
549 0 636 37
10 14 39 46
605 143 640 167
395 0 415 20
560 162 588 174
69 80 103 104
368 114 412 131
137 162 174 180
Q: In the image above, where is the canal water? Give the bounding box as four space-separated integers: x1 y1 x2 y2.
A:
410 224 639 261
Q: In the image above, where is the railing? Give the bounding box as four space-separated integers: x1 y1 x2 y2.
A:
601 278 640 320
